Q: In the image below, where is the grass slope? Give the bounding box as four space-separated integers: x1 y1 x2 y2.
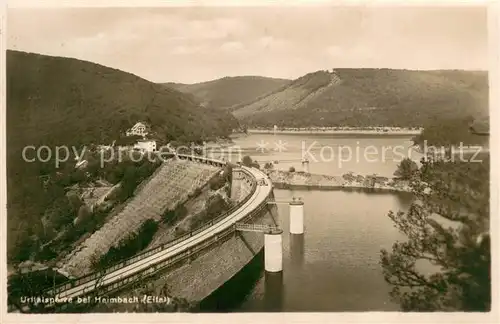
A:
6 50 239 258
231 69 488 128
164 76 290 110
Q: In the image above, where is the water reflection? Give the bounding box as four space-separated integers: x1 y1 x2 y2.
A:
264 272 284 311
290 234 305 267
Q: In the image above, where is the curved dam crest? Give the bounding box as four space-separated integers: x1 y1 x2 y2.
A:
14 153 411 313
22 154 276 313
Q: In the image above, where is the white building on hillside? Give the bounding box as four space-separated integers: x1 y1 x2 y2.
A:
126 122 149 137
134 140 157 152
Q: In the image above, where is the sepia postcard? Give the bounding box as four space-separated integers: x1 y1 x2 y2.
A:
0 1 498 323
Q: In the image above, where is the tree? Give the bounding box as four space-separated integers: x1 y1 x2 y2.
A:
394 158 419 180
45 197 74 229
70 169 87 184
380 156 490 311
241 155 260 169
67 193 83 213
38 246 58 261
96 219 159 268
264 162 274 170
206 194 228 219
11 235 36 263
209 174 226 191
241 155 253 167
365 173 379 188
342 171 355 182
74 205 92 226
117 166 139 201
162 205 188 225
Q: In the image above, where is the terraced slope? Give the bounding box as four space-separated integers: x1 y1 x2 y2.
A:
59 159 221 277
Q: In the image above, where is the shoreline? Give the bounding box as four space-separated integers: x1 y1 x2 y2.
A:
272 182 410 194
266 170 412 193
246 128 421 136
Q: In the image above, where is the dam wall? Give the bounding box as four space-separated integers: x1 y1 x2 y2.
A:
230 167 254 202
133 191 279 304
87 165 276 311
15 153 274 313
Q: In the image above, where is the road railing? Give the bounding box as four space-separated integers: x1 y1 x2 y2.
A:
50 186 274 309
43 157 258 298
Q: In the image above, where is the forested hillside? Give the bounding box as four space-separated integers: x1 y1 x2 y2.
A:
230 69 488 129
6 50 239 260
164 76 290 110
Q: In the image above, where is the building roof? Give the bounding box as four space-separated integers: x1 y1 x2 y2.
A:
126 121 150 133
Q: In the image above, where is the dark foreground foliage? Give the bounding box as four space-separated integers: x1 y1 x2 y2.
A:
381 154 490 311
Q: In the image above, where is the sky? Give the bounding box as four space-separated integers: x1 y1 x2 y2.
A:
7 6 489 83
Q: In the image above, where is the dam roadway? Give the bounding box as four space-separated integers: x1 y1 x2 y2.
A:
43 157 273 307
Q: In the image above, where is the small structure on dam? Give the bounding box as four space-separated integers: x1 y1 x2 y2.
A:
264 229 284 272
268 197 305 235
289 198 305 234
234 223 284 273
301 158 310 173
257 196 306 273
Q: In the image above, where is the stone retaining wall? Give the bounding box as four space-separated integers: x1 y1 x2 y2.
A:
136 200 279 303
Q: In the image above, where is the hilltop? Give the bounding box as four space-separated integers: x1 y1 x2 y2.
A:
164 76 290 109
6 50 239 259
230 69 488 129
8 50 239 151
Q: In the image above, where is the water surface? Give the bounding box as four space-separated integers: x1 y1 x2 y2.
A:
224 134 416 311
238 189 412 312
228 133 422 177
